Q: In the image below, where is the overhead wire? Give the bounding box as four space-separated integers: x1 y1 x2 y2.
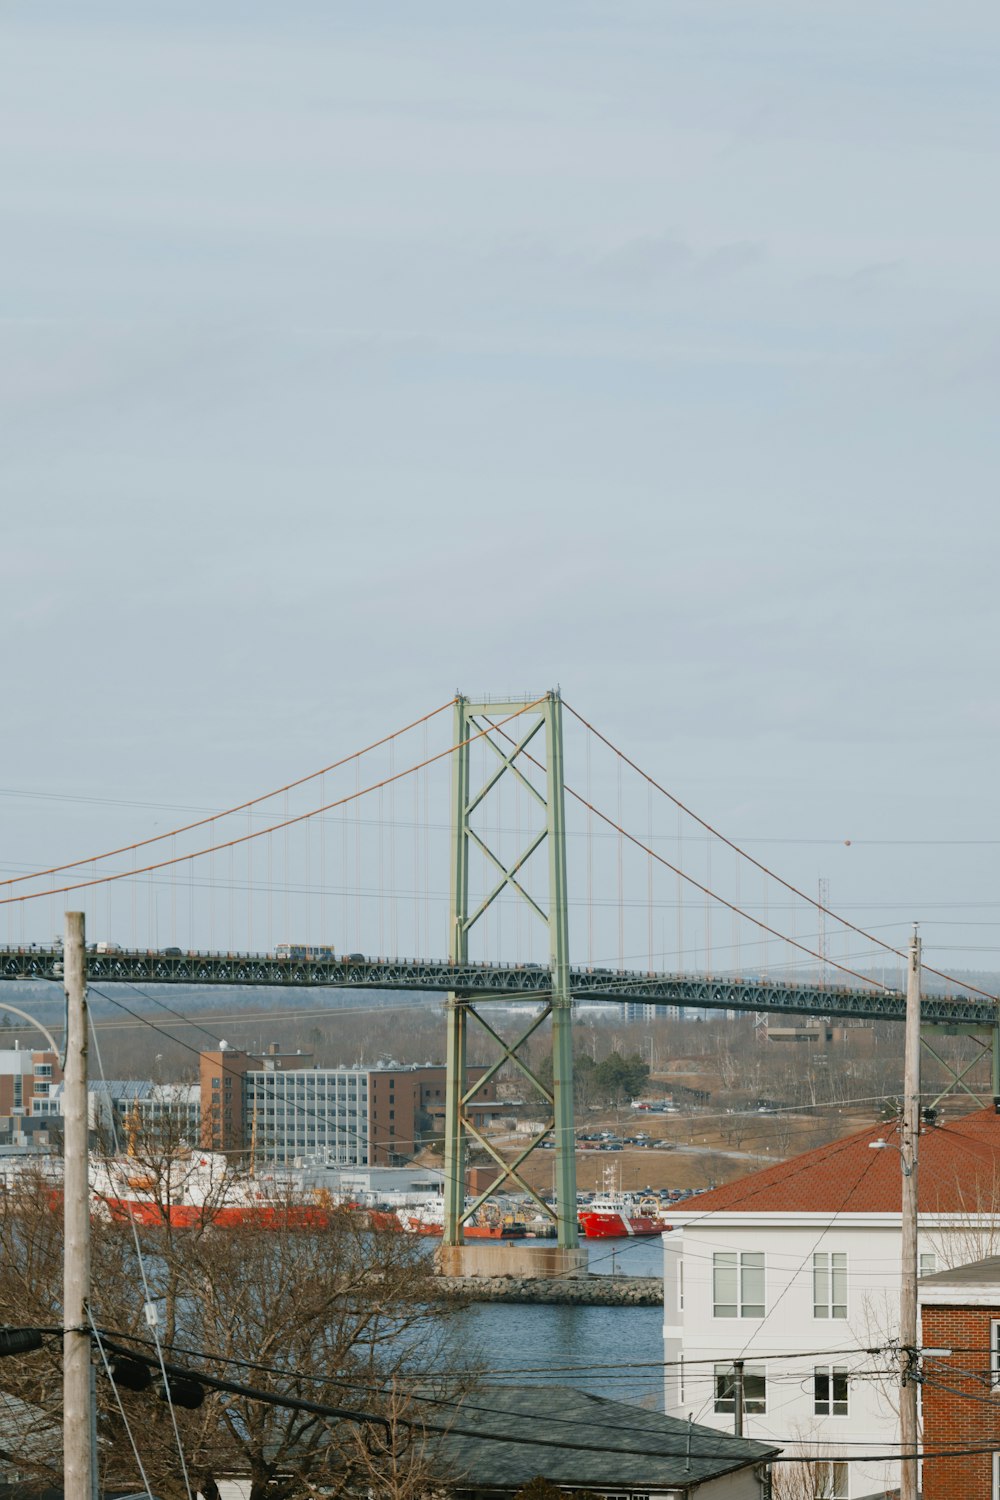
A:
0 700 457 893
0 698 546 912
89 1317 156 1500
563 701 999 1002
85 1332 1000 1467
89 1007 195 1500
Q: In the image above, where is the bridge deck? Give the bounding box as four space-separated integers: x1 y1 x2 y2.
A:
1 948 995 1027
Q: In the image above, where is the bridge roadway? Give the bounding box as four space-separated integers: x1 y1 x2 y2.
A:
1 947 996 1028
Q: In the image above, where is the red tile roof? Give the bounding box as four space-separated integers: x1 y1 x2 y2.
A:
674 1108 1000 1216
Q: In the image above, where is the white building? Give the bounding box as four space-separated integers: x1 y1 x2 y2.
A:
67 1079 201 1142
663 1106 1000 1500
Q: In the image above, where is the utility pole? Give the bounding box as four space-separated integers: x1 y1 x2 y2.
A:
899 927 921 1500
63 911 94 1499
732 1359 745 1438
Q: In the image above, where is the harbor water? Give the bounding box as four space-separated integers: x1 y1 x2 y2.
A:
451 1236 665 1408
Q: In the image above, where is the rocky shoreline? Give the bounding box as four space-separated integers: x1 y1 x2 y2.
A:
433 1273 662 1305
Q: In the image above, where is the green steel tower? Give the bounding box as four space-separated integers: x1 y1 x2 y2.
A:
442 692 581 1263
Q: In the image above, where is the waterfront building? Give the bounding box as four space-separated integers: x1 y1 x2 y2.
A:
663 1107 1000 1499
198 1045 497 1166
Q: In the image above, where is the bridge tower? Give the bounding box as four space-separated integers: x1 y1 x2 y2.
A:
439 692 587 1278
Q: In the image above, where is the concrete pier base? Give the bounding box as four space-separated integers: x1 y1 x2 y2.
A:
436 1242 590 1279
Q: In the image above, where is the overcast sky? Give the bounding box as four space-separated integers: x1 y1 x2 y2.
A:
3 2 999 974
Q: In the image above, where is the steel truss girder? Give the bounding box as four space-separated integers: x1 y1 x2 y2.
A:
2 948 997 1028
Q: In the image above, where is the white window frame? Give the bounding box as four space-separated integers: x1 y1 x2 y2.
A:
813 1251 847 1319
713 1362 766 1415
992 1450 1000 1500
814 1365 849 1417
991 1322 1000 1390
713 1250 765 1318
919 1250 936 1276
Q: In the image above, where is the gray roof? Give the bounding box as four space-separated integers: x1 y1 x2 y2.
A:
0 1390 60 1469
919 1254 1000 1288
423 1384 779 1493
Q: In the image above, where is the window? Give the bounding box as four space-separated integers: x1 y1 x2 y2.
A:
991 1322 1000 1389
812 1460 847 1499
714 1363 766 1414
814 1366 849 1417
920 1251 937 1276
33 1064 52 1078
993 1451 1000 1500
813 1252 847 1319
713 1251 765 1318
678 1258 684 1311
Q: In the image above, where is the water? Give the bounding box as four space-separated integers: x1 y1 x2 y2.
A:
451 1237 665 1410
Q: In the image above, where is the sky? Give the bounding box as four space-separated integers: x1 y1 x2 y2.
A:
3 2 1000 976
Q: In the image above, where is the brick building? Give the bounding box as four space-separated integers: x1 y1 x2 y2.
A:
919 1255 1000 1500
0 1045 62 1123
199 1046 497 1166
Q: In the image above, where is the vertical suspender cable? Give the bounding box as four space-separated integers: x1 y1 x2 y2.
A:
355 757 361 949
321 773 327 947
378 785 385 958
647 782 653 973
676 807 683 973
734 857 741 978
423 722 430 954
390 739 397 958
617 758 624 968
705 836 711 975
586 730 593 968
412 758 419 957
283 790 290 947
248 805 253 951
341 794 348 954
762 873 769 974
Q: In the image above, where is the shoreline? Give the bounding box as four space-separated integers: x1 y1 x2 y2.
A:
432 1273 662 1305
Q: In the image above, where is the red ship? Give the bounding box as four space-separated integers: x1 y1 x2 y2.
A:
89 1152 331 1230
577 1171 670 1239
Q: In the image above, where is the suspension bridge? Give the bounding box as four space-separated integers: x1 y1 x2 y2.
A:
2 691 996 1274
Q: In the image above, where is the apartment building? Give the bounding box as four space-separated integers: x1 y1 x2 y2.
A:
0 1045 62 1121
199 1046 497 1166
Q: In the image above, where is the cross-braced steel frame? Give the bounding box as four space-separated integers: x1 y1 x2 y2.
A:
443 692 578 1248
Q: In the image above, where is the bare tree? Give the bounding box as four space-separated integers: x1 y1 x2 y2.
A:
0 1148 474 1499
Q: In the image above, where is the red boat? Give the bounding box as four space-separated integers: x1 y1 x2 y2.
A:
577 1177 670 1239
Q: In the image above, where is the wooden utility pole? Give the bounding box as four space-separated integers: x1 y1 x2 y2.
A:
899 928 921 1500
63 911 93 1498
732 1359 745 1438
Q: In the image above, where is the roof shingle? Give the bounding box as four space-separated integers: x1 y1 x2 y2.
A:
670 1107 1000 1216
